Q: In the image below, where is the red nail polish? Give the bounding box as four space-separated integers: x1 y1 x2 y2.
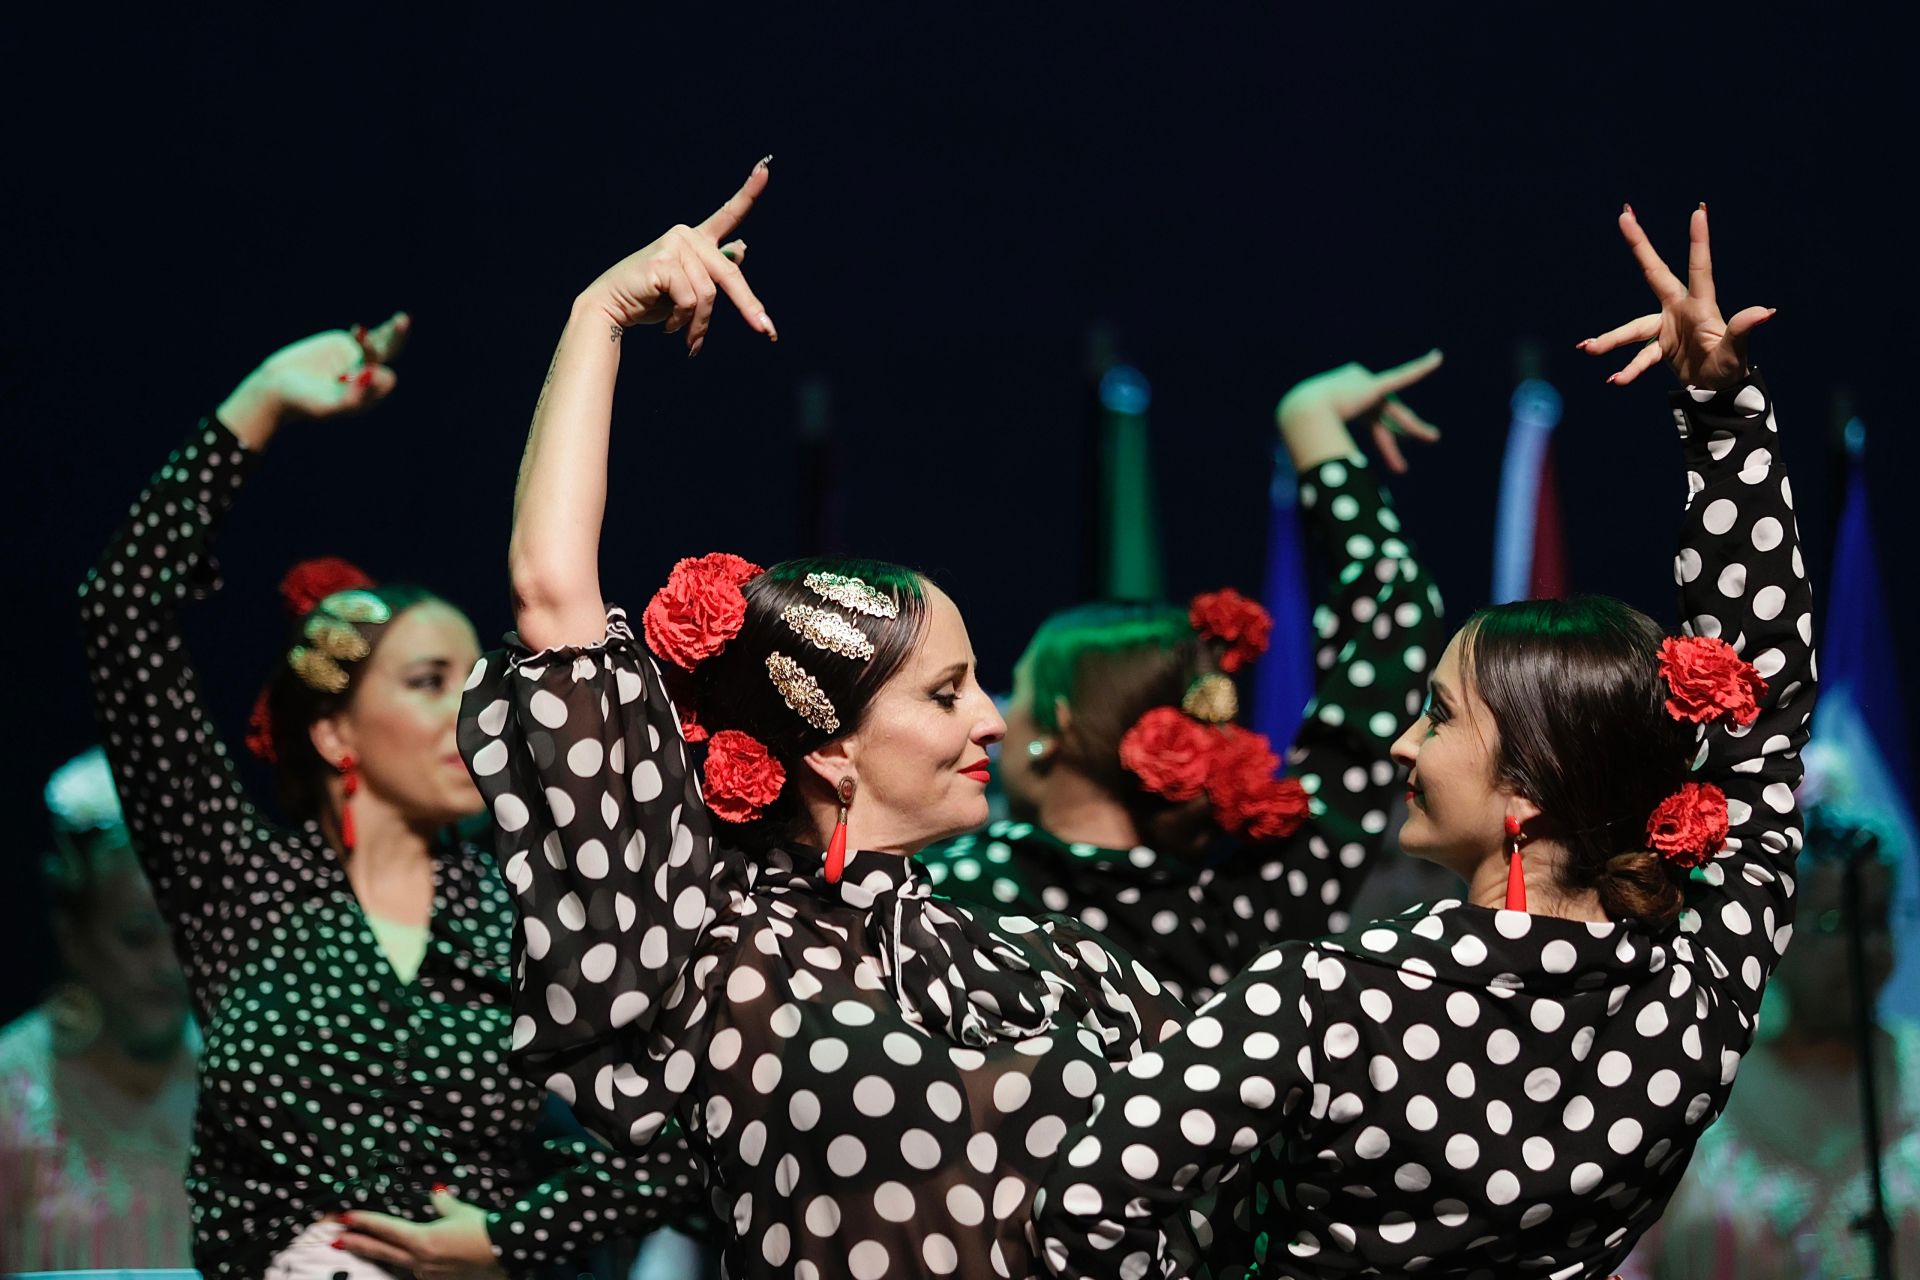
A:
337 372 353 383
433 1183 449 1194
355 368 375 388
330 1241 346 1251
352 324 368 343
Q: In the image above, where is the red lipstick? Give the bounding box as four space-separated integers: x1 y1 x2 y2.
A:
959 760 992 784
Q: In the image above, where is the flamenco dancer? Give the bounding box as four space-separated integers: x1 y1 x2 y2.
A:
458 158 1205 1279
82 316 695 1280
1033 205 1812 1278
925 355 1446 1004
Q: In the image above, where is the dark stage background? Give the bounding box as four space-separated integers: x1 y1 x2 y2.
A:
3 8 1912 1018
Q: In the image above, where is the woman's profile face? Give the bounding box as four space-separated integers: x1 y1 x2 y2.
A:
1390 630 1509 873
838 584 1007 853
329 602 486 826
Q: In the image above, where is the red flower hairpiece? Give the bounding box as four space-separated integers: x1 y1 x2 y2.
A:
279 557 376 619
678 706 709 744
1118 707 1215 802
1118 707 1310 841
703 729 786 823
1190 588 1273 674
1658 636 1767 729
1645 781 1731 870
642 552 766 672
1206 725 1311 841
245 688 278 763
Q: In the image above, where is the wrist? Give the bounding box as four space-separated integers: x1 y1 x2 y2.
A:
214 373 284 451
1276 395 1357 472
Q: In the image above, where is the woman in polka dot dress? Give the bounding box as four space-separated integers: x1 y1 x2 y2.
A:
459 160 1191 1279
81 315 696 1280
923 354 1447 1005
1034 206 1814 1279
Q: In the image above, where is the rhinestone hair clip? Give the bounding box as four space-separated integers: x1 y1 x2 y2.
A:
803 571 898 619
781 603 876 662
1180 672 1239 724
766 652 840 733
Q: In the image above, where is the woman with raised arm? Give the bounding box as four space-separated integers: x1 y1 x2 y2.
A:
1034 205 1812 1279
81 317 695 1280
458 159 1194 1280
923 356 1446 1006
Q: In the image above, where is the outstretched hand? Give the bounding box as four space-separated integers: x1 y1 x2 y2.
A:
1275 350 1444 474
216 311 410 448
1577 205 1774 390
583 157 777 356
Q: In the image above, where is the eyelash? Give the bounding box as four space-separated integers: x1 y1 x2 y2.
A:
409 674 446 692
931 691 961 710
1423 694 1449 730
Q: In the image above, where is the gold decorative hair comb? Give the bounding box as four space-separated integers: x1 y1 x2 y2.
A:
285 590 394 693
781 604 876 662
803 571 898 620
1181 673 1239 724
766 652 840 733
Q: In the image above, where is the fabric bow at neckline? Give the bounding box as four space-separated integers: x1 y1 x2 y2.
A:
767 844 1062 1047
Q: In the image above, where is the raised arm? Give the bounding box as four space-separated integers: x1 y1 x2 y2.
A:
508 159 776 652
80 314 408 992
1269 356 1448 925
1580 205 1809 1025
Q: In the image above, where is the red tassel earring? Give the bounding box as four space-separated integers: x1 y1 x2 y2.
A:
339 754 360 853
1503 814 1527 911
825 777 854 884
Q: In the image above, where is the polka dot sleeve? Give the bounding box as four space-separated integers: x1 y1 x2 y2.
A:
1273 454 1444 933
79 417 275 995
1667 373 1816 1027
457 608 730 1149
1033 941 1318 1278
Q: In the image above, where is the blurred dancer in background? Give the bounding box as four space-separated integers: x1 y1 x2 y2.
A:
0 747 197 1271
82 316 695 1280
924 355 1445 1005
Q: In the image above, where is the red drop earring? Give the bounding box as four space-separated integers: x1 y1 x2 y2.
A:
339 754 360 853
1503 814 1527 911
825 777 855 884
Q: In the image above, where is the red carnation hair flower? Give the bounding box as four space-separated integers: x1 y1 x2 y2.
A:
1645 781 1731 870
678 706 709 744
703 729 786 823
245 689 278 763
279 557 375 618
1191 588 1273 674
1119 707 1217 802
642 552 765 672
1658 636 1767 729
1207 725 1310 841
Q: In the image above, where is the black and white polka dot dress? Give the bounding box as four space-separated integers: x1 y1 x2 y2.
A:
80 419 699 1280
1033 374 1817 1279
922 456 1443 1005
457 608 1193 1279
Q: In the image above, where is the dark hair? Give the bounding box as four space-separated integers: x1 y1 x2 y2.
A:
1463 596 1696 927
1021 601 1222 859
685 557 929 847
261 582 447 824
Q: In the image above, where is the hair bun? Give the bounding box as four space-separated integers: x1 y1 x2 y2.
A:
278 557 376 619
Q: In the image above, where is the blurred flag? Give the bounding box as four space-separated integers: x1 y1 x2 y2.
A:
1492 377 1568 603
1809 417 1920 1018
1252 443 1316 744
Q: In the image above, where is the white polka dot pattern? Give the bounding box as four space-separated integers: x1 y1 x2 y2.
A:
923 455 1440 1006
459 608 1189 1278
81 421 701 1280
1035 374 1817 1278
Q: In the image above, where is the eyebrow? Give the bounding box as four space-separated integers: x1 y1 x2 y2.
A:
927 660 971 687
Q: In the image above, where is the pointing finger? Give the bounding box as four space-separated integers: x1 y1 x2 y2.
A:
1619 205 1685 303
696 156 771 243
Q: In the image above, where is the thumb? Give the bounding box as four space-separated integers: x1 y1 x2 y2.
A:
431 1186 464 1217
